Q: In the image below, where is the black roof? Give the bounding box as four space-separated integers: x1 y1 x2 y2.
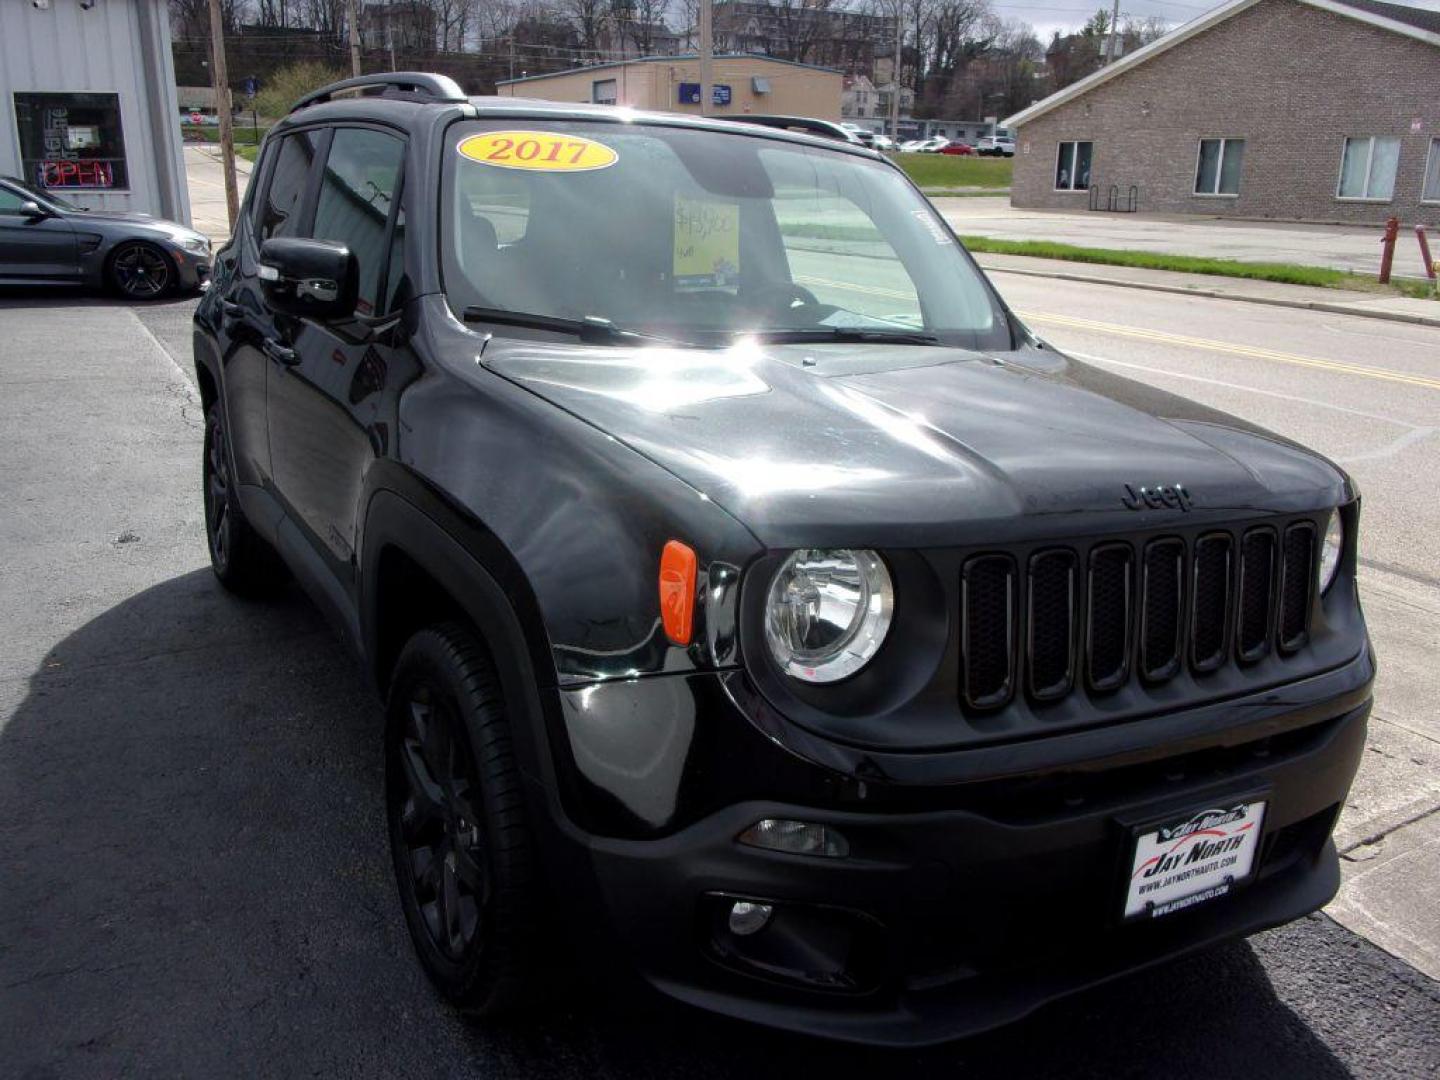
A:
1333 0 1440 34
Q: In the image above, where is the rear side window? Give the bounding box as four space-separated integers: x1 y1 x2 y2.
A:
311 127 406 315
258 130 321 241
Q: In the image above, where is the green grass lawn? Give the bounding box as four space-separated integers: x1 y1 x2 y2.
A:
236 145 260 163
893 154 1012 190
960 236 1436 299
181 123 269 146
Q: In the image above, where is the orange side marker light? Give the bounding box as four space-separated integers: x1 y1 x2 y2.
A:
659 540 698 646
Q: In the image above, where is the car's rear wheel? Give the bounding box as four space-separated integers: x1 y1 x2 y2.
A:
203 402 285 594
386 624 538 1015
108 241 174 300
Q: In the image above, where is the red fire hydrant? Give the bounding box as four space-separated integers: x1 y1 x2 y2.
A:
1379 217 1400 285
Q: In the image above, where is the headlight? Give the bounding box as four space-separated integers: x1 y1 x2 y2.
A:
1319 510 1344 593
178 235 210 254
763 549 893 683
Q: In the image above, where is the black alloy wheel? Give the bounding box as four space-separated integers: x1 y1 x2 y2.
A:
395 682 491 961
110 242 172 299
202 402 285 595
203 406 233 576
385 625 538 1014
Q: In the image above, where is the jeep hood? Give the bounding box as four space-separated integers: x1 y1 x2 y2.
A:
483 341 1348 548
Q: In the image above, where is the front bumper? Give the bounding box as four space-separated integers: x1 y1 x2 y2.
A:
169 247 211 292
539 652 1372 1045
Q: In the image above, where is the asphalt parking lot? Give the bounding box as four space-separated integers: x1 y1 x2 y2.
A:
1 291 1438 1079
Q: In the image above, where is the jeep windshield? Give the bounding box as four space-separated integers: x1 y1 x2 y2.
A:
440 119 1012 350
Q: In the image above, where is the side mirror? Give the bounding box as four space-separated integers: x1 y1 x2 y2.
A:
258 237 357 320
19 200 50 219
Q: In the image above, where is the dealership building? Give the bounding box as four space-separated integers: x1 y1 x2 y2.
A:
1 0 190 223
1005 0 1440 224
496 54 843 121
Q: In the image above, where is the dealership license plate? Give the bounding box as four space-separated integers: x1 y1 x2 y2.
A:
1123 801 1266 920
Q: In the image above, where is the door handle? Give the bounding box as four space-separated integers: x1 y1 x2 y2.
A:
263 338 299 366
220 299 244 318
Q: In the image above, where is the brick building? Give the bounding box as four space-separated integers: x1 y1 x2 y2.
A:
1006 0 1440 224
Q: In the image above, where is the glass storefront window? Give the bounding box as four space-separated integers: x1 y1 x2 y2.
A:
14 92 129 191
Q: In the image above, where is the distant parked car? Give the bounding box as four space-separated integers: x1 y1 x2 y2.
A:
873 132 895 151
718 115 866 146
914 137 951 154
976 136 1016 157
838 122 878 148
0 174 211 298
897 138 927 152
939 142 976 156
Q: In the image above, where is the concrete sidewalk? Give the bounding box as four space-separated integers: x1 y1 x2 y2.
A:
936 196 1429 280
185 144 252 243
974 251 1440 328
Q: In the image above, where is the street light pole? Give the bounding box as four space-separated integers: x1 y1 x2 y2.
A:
347 0 362 77
1105 0 1121 63
889 0 902 144
206 0 238 231
698 0 713 116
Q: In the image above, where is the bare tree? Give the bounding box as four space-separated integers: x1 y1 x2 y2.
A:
1121 14 1170 47
554 0 611 54
170 0 248 37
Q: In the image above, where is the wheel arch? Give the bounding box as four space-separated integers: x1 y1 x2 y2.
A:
360 477 556 711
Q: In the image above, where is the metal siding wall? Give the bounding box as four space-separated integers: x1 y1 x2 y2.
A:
0 0 185 218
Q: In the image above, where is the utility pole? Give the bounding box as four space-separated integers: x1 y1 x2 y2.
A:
347 0 362 77
889 0 902 144
206 0 239 231
1105 0 1121 63
388 16 397 71
698 0 712 116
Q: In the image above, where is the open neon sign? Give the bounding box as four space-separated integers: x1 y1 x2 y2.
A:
39 159 114 188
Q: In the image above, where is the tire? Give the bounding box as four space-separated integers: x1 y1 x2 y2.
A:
108 241 174 300
386 623 538 1015
203 402 286 595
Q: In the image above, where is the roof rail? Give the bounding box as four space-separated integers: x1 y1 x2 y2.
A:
290 72 467 113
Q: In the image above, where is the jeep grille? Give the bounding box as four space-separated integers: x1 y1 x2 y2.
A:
959 519 1320 710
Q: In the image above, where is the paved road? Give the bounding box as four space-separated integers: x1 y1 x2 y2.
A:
933 196 1410 279
0 290 1437 1078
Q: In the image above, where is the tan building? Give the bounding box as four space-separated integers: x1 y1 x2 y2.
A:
495 54 842 122
1006 0 1440 225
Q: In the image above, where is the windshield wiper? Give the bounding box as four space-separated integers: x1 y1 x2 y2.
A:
462 307 671 345
751 328 941 346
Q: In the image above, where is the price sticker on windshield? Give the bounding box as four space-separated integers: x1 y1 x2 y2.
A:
457 131 618 172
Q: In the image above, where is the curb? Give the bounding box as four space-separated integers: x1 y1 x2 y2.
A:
975 261 1440 329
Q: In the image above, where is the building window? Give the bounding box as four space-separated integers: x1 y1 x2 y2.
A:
1424 138 1440 203
1337 136 1399 200
14 92 128 191
1055 141 1092 191
1195 138 1245 196
592 79 617 106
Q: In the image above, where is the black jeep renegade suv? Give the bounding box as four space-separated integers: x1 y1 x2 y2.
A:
193 73 1372 1045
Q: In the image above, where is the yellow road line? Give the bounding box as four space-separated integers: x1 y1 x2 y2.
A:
793 276 1440 392
795 273 915 302
1017 309 1440 392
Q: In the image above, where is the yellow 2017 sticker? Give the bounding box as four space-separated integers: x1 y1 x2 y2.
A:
457 131 618 172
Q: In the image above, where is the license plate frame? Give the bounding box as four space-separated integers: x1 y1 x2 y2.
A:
1120 794 1269 922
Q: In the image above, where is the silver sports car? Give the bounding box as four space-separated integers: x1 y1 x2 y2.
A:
0 175 212 299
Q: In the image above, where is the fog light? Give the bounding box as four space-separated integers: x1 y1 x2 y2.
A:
727 900 773 936
737 818 850 858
